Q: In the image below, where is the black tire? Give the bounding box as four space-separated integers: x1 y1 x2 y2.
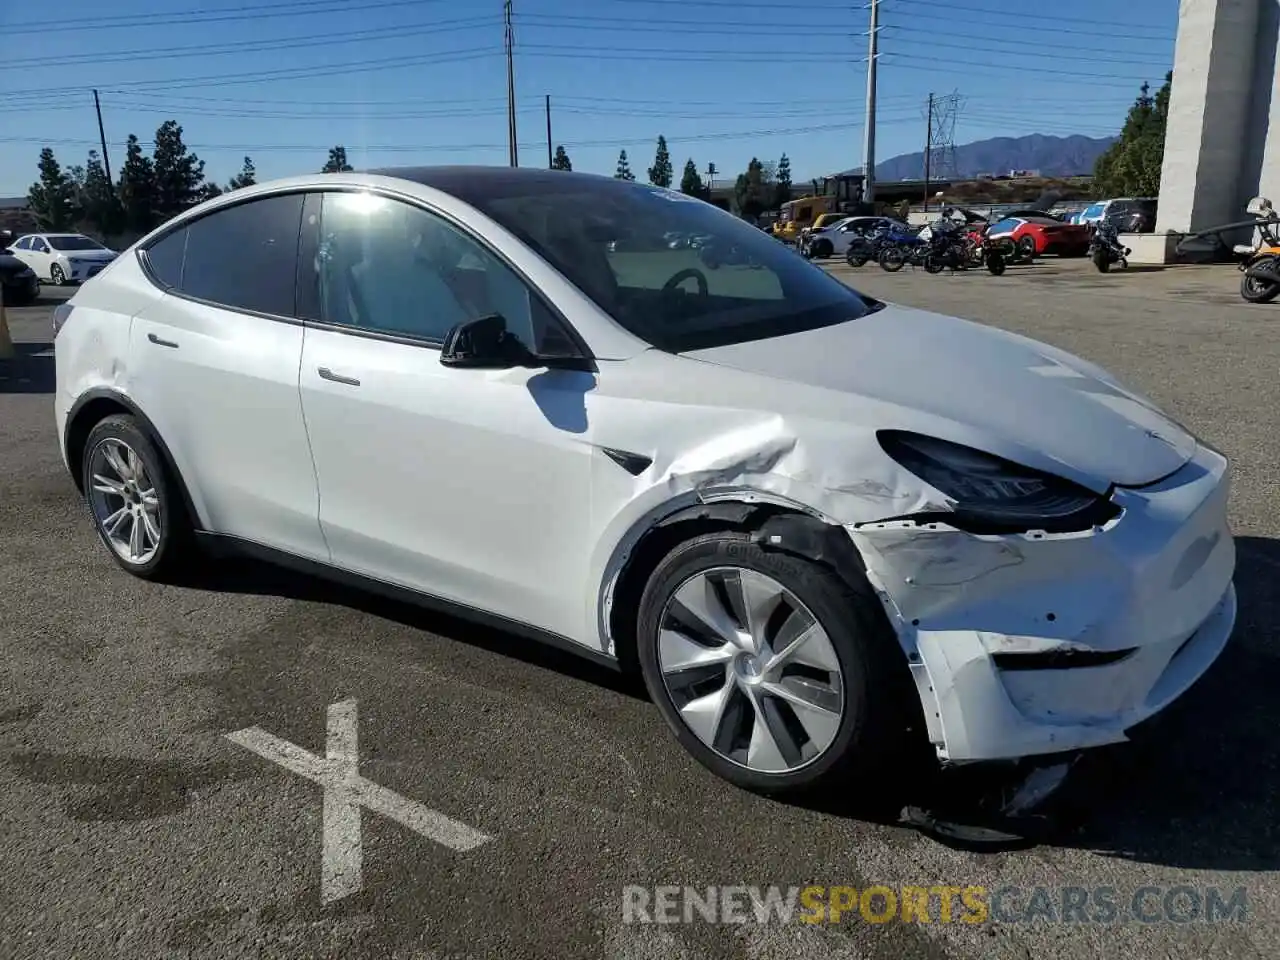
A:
986 252 1006 276
50 263 66 285
1091 248 1111 273
846 247 869 267
1241 259 1280 303
878 247 905 272
80 414 193 580
635 531 913 796
924 254 944 274
1018 235 1037 259
810 238 833 259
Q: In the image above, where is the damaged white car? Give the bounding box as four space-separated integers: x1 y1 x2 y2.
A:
54 167 1236 796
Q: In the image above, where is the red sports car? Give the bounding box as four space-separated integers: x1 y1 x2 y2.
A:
986 214 1091 257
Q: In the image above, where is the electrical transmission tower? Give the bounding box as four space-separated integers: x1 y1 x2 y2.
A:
924 91 962 182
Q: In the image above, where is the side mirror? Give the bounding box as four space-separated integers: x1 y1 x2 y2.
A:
440 314 533 369
439 313 595 372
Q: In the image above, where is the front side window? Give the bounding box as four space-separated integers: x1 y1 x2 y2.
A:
178 193 304 316
303 191 571 354
440 178 878 352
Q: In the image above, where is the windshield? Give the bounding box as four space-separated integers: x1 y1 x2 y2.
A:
451 176 878 352
47 235 104 251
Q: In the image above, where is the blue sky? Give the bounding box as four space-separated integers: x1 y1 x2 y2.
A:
0 0 1178 196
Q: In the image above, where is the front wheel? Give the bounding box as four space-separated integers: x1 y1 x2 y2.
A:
924 254 944 274
1091 248 1111 273
810 238 833 259
1018 236 1037 260
50 263 67 285
636 531 912 795
986 251 1006 276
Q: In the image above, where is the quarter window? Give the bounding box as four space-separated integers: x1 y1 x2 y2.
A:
142 228 186 289
304 191 570 353
178 193 304 316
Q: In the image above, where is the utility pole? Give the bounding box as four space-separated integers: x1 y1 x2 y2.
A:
504 0 518 167
861 0 880 205
93 89 114 192
923 92 933 212
705 162 717 200
545 94 552 168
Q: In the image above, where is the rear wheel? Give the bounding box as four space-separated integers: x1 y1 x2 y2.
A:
1241 259 1280 303
810 238 833 259
81 414 193 580
878 247 905 272
1018 235 1038 259
636 531 911 795
1091 248 1111 273
924 254 944 274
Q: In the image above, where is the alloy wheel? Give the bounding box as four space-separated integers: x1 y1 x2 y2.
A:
51 264 66 285
656 566 845 774
87 437 163 565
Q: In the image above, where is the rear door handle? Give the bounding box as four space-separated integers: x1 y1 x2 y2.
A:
318 367 361 386
147 333 179 349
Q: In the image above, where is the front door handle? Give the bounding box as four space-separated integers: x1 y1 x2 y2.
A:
147 333 179 349
318 367 361 386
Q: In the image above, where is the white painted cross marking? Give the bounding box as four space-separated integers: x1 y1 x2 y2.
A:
226 699 493 904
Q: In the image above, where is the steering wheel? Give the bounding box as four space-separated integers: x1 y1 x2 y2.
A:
661 267 709 297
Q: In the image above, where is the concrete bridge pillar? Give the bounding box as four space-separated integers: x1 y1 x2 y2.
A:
1156 0 1261 234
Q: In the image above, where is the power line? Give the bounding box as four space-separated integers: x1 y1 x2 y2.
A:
3 0 449 35
888 0 1176 34
4 16 501 70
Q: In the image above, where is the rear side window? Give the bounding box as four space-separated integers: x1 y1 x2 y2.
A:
143 228 186 289
178 193 305 316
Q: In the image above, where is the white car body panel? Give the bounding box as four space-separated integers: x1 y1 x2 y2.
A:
13 233 117 283
299 326 598 640
53 170 1237 767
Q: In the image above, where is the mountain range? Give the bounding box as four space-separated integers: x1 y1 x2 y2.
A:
869 134 1117 182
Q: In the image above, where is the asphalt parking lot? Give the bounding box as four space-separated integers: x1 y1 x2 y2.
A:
2 263 1278 960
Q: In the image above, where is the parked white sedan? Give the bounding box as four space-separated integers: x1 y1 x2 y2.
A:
53 167 1237 796
12 232 117 285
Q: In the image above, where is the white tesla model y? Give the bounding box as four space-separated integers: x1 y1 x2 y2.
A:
53 167 1237 795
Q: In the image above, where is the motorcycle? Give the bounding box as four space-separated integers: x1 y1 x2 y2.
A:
1088 219 1130 272
877 233 929 272
921 219 969 273
1174 196 1280 303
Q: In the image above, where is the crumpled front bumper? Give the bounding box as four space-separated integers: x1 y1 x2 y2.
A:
851 442 1237 763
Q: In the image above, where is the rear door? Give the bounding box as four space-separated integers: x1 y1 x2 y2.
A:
127 192 329 561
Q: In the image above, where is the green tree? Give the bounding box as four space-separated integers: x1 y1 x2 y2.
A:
552 145 572 171
648 134 673 187
679 158 704 197
227 156 257 191
117 134 156 232
773 153 792 208
734 157 768 218
1093 72 1171 198
80 150 123 236
28 148 77 230
615 149 635 181
323 146 354 173
152 120 206 218
197 183 223 202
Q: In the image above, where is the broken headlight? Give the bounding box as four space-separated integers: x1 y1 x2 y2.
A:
878 430 1119 534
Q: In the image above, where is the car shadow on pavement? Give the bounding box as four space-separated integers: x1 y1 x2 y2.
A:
0 343 55 394
183 553 646 700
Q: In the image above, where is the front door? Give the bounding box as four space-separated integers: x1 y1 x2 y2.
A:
296 190 596 641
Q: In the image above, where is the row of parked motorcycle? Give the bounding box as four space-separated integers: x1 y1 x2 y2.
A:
798 210 1132 277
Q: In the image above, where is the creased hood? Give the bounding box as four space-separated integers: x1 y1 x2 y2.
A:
683 304 1196 489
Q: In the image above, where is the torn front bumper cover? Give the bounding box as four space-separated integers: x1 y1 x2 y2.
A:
851 442 1237 763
